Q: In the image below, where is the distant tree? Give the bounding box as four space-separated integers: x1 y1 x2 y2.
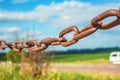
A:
6 49 26 63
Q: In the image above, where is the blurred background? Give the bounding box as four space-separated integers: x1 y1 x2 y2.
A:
0 0 120 80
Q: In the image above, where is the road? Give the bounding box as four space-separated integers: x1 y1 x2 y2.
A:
50 64 120 74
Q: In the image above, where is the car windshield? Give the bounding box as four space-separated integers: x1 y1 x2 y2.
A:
112 54 117 57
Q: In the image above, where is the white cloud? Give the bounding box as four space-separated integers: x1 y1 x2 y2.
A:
0 27 20 41
0 27 42 41
0 1 119 27
17 30 42 41
0 27 20 32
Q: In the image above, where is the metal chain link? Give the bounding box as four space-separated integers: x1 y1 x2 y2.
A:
0 8 120 52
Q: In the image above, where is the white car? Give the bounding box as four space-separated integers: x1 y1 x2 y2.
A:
109 52 120 64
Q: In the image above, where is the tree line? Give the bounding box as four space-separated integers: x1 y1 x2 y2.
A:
55 47 120 54
0 47 120 61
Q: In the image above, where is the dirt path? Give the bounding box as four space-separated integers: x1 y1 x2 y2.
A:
1 62 120 74
50 64 120 74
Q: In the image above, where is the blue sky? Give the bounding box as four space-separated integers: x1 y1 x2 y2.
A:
0 0 120 51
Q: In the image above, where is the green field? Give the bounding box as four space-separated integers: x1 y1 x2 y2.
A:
0 52 119 80
53 52 110 64
0 66 120 80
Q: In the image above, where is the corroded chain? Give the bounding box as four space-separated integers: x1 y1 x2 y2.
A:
0 8 120 52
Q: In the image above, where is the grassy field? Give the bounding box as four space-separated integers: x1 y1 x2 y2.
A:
0 52 119 80
0 65 120 80
53 52 110 64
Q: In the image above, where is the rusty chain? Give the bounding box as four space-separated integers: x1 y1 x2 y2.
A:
0 8 120 52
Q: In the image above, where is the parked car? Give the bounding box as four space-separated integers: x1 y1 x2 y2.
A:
109 52 120 64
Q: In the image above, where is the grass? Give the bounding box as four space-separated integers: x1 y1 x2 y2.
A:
53 52 110 64
0 65 120 80
0 52 119 80
53 71 120 80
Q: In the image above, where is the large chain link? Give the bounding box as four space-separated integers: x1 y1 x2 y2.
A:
0 8 120 52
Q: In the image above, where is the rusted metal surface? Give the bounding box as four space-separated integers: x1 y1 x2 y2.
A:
0 8 120 52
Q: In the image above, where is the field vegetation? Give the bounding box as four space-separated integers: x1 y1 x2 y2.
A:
0 47 120 80
53 52 110 64
0 65 120 80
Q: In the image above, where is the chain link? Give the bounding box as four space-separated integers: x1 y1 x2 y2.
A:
0 8 120 52
59 26 79 47
91 9 120 30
